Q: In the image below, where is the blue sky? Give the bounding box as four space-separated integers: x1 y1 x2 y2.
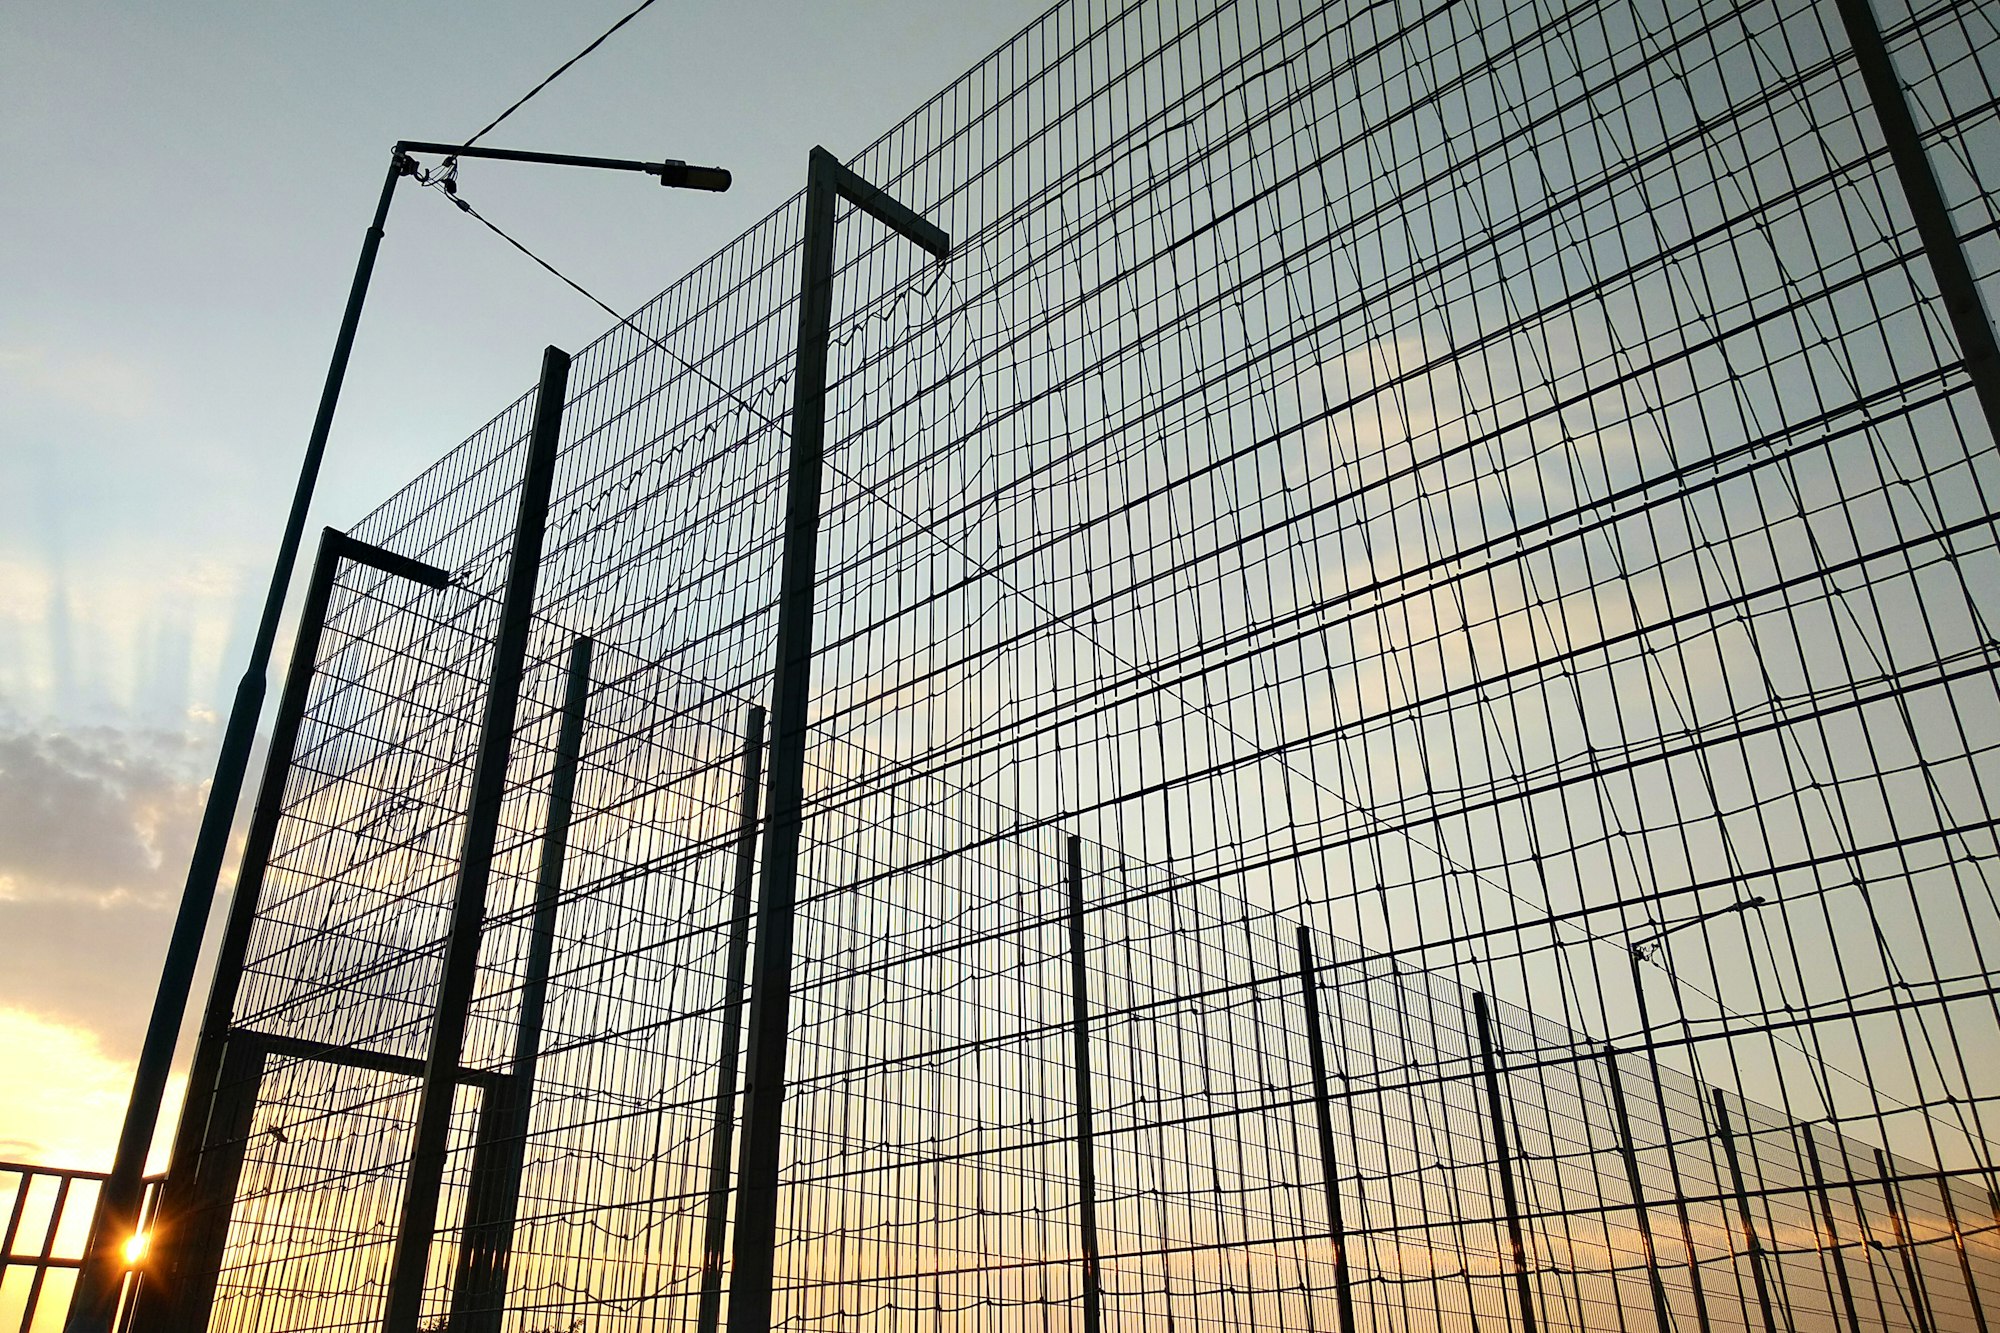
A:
0 0 1047 1167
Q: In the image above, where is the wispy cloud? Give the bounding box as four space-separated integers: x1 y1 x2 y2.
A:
0 344 156 420
0 723 242 1075
0 553 248 726
0 727 208 907
0 1006 184 1170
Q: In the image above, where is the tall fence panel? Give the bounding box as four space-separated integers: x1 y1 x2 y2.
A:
141 0 2000 1328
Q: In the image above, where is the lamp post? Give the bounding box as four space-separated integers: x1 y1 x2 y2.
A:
64 139 730 1333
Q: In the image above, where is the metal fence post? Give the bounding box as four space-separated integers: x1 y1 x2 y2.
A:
724 147 946 1333
1876 1149 1941 1333
1064 835 1105 1333
450 634 594 1332
1712 1090 1780 1333
1628 956 1716 1333
694 704 767 1333
382 344 572 1333
138 529 449 1333
160 1035 267 1333
1295 928 1357 1333
1831 0 2000 446
1472 992 1538 1333
1934 1172 1991 1333
1801 1124 1866 1333
1603 1047 1674 1333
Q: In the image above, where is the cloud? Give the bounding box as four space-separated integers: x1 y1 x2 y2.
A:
0 893 183 1062
0 344 155 420
0 721 259 1065
0 1006 184 1170
0 727 208 906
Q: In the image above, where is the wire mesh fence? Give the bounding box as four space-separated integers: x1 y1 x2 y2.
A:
137 0 2000 1327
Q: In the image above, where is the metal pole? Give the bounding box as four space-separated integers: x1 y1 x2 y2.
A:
1472 992 1539 1333
1065 835 1105 1333
724 146 946 1333
1603 1047 1675 1333
382 344 571 1333
396 140 731 191
1711 1090 1780 1333
1627 956 1715 1333
136 530 448 1333
1935 1171 1991 1333
695 705 767 1333
1876 1149 1941 1333
1801 1125 1866 1333
450 635 593 1333
1831 0 2000 446
63 152 414 1333
158 1035 267 1333
71 132 731 1333
1295 928 1357 1333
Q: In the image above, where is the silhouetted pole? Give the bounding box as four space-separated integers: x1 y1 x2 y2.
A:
1801 1124 1866 1333
724 146 947 1333
1711 1089 1780 1333
1603 1047 1674 1333
1934 1171 1991 1333
382 345 571 1333
62 153 413 1333
1296 928 1357 1333
694 705 767 1333
1472 993 1538 1333
1627 954 1715 1333
137 528 449 1333
450 635 594 1333
68 139 728 1333
1832 0 2000 446
1065 836 1105 1333
1876 1149 1941 1333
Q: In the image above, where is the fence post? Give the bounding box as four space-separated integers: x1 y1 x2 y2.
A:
383 344 571 1333
1876 1149 1941 1333
157 1035 267 1333
724 147 946 1333
1934 1172 1991 1333
1800 1124 1865 1333
1065 835 1105 1333
139 530 449 1333
1830 0 2000 446
1295 927 1357 1333
694 704 767 1333
1711 1090 1780 1333
1628 956 1715 1333
1472 993 1538 1333
1603 1047 1674 1333
450 634 594 1332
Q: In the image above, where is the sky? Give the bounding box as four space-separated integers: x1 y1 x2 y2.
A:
0 0 1049 1170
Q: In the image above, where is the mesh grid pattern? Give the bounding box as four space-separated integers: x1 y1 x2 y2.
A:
174 0 2000 1328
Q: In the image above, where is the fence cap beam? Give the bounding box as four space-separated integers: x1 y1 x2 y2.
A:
808 145 950 260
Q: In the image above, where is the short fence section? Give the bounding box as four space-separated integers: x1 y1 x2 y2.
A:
2 1164 159 1333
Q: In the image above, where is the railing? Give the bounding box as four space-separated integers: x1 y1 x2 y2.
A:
0 1163 162 1333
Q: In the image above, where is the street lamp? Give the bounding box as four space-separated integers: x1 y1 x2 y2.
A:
64 138 730 1333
